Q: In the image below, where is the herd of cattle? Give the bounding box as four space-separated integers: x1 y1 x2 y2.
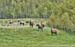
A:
2 20 59 35
8 20 46 31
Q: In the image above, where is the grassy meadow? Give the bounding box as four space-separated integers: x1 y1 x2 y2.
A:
0 0 75 47
0 27 75 47
0 19 75 47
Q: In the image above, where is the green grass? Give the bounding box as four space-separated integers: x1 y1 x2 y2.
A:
0 27 75 47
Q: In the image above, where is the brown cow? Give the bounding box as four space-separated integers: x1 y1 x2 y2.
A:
26 20 34 27
29 20 34 27
51 27 59 35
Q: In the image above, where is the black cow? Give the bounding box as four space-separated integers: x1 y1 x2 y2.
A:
9 21 13 24
20 22 24 26
36 23 45 31
26 21 30 23
18 20 24 26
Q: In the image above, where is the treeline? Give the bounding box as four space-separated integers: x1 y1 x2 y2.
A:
0 0 60 18
48 0 75 34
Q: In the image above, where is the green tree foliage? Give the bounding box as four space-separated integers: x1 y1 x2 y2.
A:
0 0 75 33
0 0 54 18
48 0 75 33
0 0 52 18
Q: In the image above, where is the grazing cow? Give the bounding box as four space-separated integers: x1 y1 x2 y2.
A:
9 21 13 24
20 22 24 26
9 22 13 24
26 20 34 27
29 20 34 27
18 20 24 26
18 20 20 22
36 23 45 31
51 27 59 35
26 21 30 23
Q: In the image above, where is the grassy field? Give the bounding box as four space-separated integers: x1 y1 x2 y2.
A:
0 27 75 47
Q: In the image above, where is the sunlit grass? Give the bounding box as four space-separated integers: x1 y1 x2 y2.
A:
0 27 75 47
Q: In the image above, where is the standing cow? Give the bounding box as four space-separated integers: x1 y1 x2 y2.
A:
51 27 59 35
29 20 34 27
18 20 24 26
36 23 45 31
26 20 34 27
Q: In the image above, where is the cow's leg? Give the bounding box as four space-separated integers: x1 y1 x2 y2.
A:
23 23 24 26
41 28 43 32
51 29 53 35
54 32 57 35
32 24 33 27
51 31 53 35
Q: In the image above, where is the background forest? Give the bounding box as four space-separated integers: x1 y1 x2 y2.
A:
0 0 75 33
0 0 75 47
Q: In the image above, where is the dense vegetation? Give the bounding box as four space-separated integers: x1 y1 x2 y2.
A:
0 0 75 33
0 0 49 18
48 0 75 33
0 0 64 18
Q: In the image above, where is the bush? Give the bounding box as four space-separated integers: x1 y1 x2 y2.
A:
48 0 75 34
